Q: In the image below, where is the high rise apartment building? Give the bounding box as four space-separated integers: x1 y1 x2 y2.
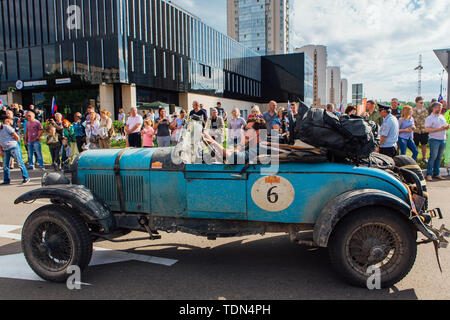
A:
341 79 348 107
227 0 291 55
295 45 327 107
327 66 341 106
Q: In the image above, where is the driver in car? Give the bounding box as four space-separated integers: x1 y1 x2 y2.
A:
202 117 268 164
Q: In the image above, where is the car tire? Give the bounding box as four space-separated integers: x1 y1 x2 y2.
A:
328 207 417 288
21 205 93 283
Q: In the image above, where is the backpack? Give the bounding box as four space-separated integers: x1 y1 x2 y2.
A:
295 104 380 161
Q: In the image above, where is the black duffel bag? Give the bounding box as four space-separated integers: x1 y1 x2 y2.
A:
295 105 380 161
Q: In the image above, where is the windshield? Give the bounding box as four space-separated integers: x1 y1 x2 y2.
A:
171 118 207 165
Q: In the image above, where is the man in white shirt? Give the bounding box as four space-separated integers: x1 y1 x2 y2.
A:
125 107 144 147
425 102 449 181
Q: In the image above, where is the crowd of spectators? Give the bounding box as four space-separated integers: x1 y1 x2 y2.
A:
0 97 449 184
371 96 450 181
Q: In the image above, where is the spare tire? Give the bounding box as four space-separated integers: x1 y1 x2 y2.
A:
393 155 428 210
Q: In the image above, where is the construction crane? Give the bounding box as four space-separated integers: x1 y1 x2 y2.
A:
414 54 423 96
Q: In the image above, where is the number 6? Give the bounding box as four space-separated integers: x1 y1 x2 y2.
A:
267 186 279 204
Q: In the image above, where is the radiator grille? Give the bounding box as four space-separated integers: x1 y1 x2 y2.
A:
122 175 144 203
84 173 144 205
84 174 117 202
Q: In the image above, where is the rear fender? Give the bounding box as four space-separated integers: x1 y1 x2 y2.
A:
313 189 412 247
14 185 115 233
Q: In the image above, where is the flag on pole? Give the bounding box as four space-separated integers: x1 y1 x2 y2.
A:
438 94 444 103
51 96 58 116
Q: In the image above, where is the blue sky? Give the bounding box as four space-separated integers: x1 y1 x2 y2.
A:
172 0 449 102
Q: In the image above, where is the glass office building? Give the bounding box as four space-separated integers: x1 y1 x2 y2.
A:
237 0 266 55
352 83 364 106
0 0 309 117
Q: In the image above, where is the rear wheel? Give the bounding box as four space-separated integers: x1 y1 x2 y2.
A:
329 207 417 288
21 205 93 283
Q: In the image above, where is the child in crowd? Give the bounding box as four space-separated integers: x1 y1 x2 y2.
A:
60 137 72 169
84 113 100 149
141 119 155 148
46 126 61 171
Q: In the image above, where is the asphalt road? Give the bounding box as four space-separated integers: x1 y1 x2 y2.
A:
0 167 449 300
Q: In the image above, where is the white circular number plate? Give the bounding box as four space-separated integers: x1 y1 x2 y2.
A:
251 176 295 212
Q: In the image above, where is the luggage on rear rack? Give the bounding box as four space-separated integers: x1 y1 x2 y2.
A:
294 102 380 162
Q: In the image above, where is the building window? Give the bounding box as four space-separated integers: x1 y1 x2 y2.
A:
130 41 134 72
143 45 146 74
172 54 175 80
163 51 166 78
153 48 157 77
180 57 183 82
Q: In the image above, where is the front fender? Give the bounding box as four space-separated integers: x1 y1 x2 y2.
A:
15 185 115 233
313 189 412 248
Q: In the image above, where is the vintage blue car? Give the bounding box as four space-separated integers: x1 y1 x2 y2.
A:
15 125 449 288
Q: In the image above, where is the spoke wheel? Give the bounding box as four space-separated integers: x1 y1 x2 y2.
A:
329 207 417 288
31 221 74 272
346 223 402 277
22 205 93 283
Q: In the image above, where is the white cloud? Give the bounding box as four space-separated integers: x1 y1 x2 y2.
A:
171 0 226 33
291 0 450 102
172 0 448 102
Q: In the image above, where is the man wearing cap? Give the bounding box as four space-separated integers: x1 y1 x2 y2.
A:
378 103 399 158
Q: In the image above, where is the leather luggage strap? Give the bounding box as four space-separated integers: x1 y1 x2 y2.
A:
114 148 129 214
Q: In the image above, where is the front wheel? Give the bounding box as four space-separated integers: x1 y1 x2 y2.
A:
328 208 417 288
21 205 93 283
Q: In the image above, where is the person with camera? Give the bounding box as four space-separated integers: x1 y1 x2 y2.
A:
0 118 30 184
272 107 289 143
48 113 64 140
154 108 171 147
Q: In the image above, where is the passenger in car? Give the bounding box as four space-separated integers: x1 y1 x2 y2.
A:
203 118 268 164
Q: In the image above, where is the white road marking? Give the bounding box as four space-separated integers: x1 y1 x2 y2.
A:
0 225 21 240
0 225 178 283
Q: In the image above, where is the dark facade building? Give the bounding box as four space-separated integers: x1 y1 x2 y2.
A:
352 83 364 106
0 0 311 117
261 53 313 106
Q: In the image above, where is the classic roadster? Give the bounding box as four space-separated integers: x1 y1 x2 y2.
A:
15 122 449 288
